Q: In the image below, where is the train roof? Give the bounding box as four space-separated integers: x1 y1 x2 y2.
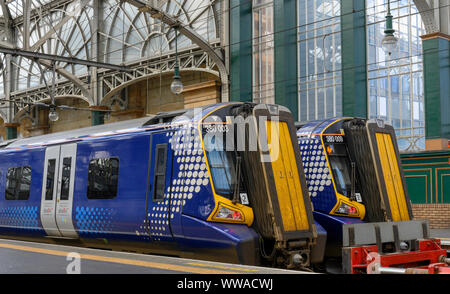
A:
1 116 154 150
0 102 249 151
296 117 344 136
296 117 385 137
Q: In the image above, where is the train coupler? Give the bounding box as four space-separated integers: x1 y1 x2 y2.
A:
276 249 310 269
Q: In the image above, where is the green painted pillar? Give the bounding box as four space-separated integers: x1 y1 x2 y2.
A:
422 34 450 150
92 111 105 126
274 0 298 119
340 0 367 118
90 106 109 126
230 0 252 102
5 123 19 140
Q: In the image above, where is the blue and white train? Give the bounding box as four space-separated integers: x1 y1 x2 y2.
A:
296 117 414 266
0 102 321 269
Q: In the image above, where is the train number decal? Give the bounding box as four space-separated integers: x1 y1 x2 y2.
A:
325 135 344 143
204 124 229 133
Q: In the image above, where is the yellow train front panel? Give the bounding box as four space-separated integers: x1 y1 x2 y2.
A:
266 121 309 232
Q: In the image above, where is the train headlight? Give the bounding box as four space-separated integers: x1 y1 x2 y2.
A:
213 204 243 222
335 202 358 216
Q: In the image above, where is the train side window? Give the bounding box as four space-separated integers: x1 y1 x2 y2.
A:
87 158 120 200
45 159 56 200
60 157 72 201
153 144 168 201
5 166 32 201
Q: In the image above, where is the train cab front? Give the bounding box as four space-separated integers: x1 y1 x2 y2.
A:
297 118 414 260
197 103 317 269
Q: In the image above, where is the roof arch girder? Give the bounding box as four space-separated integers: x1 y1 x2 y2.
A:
413 0 450 35
13 94 91 123
38 59 92 102
0 109 6 122
122 0 229 99
100 67 220 107
5 0 93 102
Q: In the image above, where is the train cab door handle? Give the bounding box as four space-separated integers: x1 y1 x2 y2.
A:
288 171 293 178
279 171 284 178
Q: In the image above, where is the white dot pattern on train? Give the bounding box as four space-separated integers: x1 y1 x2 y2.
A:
135 126 211 241
298 138 333 198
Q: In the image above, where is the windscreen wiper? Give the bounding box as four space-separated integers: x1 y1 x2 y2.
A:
232 155 242 204
350 162 356 202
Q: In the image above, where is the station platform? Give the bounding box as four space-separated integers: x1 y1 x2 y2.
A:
431 229 450 251
0 229 447 274
0 238 306 274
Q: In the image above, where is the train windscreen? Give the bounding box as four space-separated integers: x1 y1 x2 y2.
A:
203 135 238 198
201 116 247 202
323 123 361 202
325 144 353 198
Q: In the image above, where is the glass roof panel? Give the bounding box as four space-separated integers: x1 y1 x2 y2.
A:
5 0 54 19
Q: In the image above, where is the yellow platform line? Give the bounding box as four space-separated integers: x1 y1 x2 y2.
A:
0 242 240 274
184 262 259 272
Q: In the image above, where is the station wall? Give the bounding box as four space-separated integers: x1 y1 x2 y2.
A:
401 151 450 228
0 71 220 140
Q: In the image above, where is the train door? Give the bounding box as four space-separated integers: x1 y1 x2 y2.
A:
41 146 62 236
40 143 78 238
146 132 175 242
